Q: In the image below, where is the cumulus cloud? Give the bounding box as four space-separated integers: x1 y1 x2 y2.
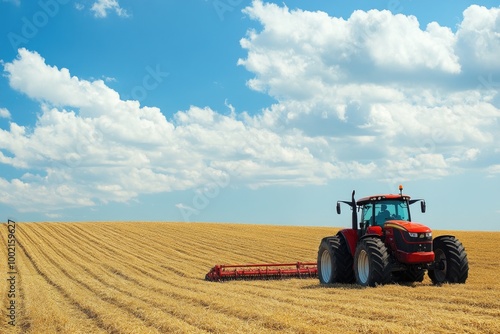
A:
238 0 500 174
0 108 11 119
239 1 461 101
456 5 500 72
91 0 129 18
1 49 363 212
486 164 500 177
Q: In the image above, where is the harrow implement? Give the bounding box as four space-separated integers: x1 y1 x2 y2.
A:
205 262 318 282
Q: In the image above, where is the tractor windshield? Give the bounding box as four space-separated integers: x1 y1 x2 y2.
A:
362 200 410 227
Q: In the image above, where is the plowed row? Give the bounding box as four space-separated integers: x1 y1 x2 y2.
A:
1 222 499 333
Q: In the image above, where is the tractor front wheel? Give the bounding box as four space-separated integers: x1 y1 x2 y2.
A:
428 236 468 284
354 237 391 287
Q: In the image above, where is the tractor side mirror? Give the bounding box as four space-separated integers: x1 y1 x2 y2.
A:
420 201 426 213
336 202 341 214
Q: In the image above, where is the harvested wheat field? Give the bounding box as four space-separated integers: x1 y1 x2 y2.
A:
1 222 499 334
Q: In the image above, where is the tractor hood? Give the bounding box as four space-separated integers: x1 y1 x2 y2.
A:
384 220 431 233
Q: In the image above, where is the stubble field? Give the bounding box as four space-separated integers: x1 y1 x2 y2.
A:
1 222 499 333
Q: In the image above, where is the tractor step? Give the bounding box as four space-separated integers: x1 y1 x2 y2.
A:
205 262 318 282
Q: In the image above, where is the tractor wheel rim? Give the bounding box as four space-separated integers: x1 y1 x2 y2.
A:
321 249 332 282
357 249 369 284
434 249 447 282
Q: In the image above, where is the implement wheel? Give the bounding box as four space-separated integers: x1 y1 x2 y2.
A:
317 236 354 284
354 237 391 287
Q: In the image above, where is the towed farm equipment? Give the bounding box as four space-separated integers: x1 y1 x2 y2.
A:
206 186 469 286
205 262 317 282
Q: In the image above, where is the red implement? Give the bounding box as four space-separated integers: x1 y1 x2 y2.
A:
205 262 318 282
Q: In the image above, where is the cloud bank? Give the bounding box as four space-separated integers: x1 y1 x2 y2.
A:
0 1 499 214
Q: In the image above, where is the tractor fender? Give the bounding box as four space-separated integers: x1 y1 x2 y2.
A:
433 234 455 241
432 235 457 253
336 229 358 257
359 233 383 242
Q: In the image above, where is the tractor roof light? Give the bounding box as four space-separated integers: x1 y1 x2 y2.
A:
399 184 403 195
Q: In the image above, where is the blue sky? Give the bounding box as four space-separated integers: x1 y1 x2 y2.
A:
0 0 499 231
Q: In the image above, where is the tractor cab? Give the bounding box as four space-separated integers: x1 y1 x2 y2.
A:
355 186 426 238
358 195 412 237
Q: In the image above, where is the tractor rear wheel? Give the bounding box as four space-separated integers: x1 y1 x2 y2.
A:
354 237 391 287
428 236 468 284
317 236 354 284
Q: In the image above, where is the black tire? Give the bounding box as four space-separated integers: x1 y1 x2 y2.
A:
428 236 468 284
317 236 354 284
354 237 391 287
393 265 425 283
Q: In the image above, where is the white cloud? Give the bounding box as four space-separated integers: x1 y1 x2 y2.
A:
102 75 116 83
456 5 500 72
1 49 367 212
1 2 500 213
0 108 11 119
238 1 500 171
239 1 462 102
4 49 122 117
485 164 500 177
91 0 129 18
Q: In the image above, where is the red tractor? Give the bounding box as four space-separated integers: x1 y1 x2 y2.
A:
318 186 469 286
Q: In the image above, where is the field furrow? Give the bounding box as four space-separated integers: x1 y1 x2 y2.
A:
17 226 164 334
24 225 248 333
14 236 116 333
28 224 294 332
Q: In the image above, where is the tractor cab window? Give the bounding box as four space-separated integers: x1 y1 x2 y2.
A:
374 200 410 226
361 204 374 227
